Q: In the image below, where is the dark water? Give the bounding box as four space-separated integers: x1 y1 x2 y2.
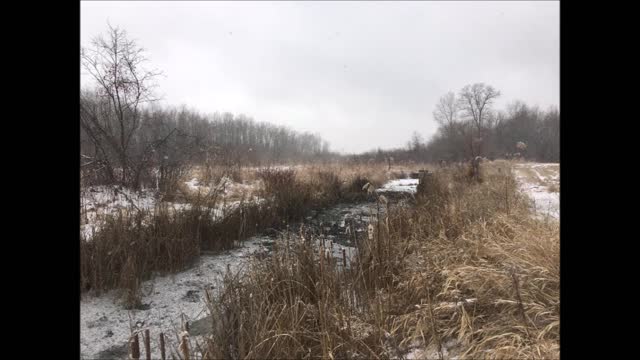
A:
84 185 417 358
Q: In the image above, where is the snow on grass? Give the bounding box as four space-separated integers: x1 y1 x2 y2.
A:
377 178 419 193
80 228 358 359
80 186 158 240
80 186 157 217
79 198 388 358
401 338 461 360
80 173 417 358
529 163 559 169
81 177 265 241
252 164 304 171
80 236 271 359
80 198 258 242
184 176 263 204
512 163 559 220
185 177 201 192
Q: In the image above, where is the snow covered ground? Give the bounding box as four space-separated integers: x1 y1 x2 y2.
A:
512 163 560 220
377 178 419 193
80 177 263 241
184 176 259 199
80 186 158 240
402 338 462 360
80 237 271 359
80 227 362 358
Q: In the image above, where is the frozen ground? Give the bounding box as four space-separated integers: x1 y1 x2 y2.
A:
184 176 259 200
512 162 560 220
377 178 419 193
80 237 271 359
402 338 462 360
80 177 263 241
80 186 158 240
80 226 362 359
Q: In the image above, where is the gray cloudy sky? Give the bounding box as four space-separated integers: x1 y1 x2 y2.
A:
81 1 559 154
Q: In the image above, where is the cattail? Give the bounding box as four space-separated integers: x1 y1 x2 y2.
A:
144 329 151 360
159 333 166 360
179 331 190 360
130 333 140 359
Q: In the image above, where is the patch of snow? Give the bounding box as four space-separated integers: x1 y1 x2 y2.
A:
185 178 200 191
80 237 271 359
530 163 559 168
512 163 559 220
80 186 158 240
377 179 419 194
255 164 304 171
434 298 478 311
402 338 461 360
81 186 157 214
81 183 266 241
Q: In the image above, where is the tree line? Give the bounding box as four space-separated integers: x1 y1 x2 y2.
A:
81 25 559 191
81 25 331 189
426 84 559 162
351 84 559 164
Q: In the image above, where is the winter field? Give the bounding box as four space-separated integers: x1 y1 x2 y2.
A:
81 170 416 359
81 161 559 359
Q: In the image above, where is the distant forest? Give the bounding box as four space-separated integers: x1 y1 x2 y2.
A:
354 84 559 164
80 26 332 189
81 26 558 190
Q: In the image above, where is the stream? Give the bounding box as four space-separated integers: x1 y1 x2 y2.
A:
80 178 419 359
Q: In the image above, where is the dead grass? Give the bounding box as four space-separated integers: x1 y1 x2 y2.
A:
80 163 398 303
194 161 559 359
80 205 203 307
82 160 559 359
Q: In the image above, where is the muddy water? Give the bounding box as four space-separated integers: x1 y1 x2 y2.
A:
81 181 418 359
256 190 416 264
188 195 417 339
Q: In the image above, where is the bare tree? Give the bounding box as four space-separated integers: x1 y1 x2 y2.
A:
81 24 162 187
458 83 501 132
433 91 459 136
458 83 501 156
81 26 334 188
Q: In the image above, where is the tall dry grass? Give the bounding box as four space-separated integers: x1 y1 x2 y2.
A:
80 198 222 307
195 162 559 359
81 164 396 307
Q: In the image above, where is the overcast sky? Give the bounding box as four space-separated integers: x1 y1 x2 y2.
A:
81 1 559 154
